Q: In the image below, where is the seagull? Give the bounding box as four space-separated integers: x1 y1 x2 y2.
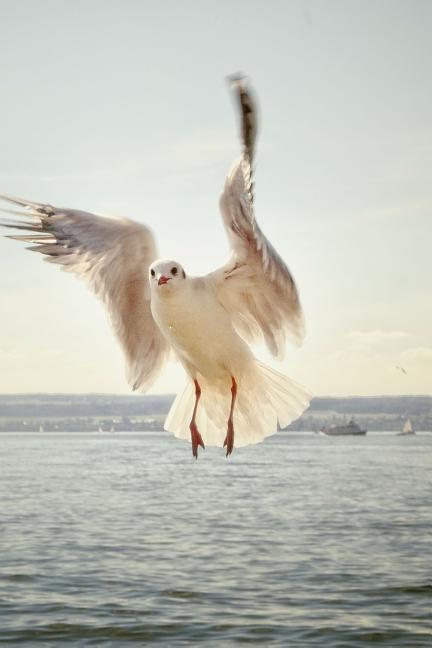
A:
0 77 310 458
396 366 407 375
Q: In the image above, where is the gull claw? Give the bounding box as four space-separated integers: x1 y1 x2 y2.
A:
223 420 235 457
190 422 205 459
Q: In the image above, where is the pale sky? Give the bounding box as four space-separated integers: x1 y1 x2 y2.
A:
0 0 431 396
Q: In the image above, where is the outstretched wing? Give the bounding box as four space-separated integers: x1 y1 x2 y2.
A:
0 194 169 391
209 77 305 358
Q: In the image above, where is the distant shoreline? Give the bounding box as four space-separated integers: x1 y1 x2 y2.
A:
1 394 431 432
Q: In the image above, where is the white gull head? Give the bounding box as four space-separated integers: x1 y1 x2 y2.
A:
149 259 187 292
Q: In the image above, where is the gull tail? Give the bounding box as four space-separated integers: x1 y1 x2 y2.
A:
164 362 311 450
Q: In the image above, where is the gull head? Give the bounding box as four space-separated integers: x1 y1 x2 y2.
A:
149 259 187 292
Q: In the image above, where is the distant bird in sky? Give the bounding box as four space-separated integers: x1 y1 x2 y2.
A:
396 366 407 375
0 77 310 458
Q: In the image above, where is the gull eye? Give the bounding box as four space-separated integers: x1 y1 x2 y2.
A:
150 269 155 277
171 266 178 276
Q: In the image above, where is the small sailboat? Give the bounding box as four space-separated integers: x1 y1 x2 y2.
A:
39 425 44 433
397 418 415 436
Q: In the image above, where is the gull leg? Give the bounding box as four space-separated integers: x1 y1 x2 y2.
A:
223 376 237 457
189 379 205 459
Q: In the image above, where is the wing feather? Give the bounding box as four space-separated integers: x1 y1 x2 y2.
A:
210 78 305 358
0 194 168 391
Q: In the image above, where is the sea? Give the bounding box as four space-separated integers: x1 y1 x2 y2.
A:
0 431 431 646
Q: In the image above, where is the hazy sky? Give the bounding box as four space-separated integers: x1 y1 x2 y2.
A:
0 0 431 396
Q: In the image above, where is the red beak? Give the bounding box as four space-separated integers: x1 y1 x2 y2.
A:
158 275 170 286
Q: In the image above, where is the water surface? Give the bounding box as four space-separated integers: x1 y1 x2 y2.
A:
1 432 431 646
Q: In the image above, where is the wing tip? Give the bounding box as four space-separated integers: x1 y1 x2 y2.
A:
0 192 39 209
226 72 248 89
227 73 257 165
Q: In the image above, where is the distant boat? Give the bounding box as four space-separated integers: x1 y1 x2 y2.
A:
39 425 44 433
397 418 415 436
321 418 367 436
97 426 103 433
109 426 115 433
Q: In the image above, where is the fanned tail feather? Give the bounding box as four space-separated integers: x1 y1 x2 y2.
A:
165 361 311 449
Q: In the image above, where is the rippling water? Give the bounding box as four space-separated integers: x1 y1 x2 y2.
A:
1 432 431 646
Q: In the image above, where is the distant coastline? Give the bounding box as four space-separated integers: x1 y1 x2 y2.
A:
0 394 431 432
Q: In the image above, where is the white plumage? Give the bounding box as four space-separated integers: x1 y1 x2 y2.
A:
0 77 310 457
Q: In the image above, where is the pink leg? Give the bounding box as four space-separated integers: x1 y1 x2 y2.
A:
223 376 237 457
190 379 205 459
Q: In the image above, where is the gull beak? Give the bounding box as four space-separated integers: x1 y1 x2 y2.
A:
158 275 170 286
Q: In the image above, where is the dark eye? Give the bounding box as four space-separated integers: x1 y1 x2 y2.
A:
150 269 155 277
171 267 178 276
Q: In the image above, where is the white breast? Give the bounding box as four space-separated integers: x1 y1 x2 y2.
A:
150 277 253 381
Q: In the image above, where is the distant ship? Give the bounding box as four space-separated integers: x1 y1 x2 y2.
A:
397 418 415 436
321 418 367 436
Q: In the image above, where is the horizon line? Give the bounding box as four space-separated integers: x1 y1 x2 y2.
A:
0 392 431 399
